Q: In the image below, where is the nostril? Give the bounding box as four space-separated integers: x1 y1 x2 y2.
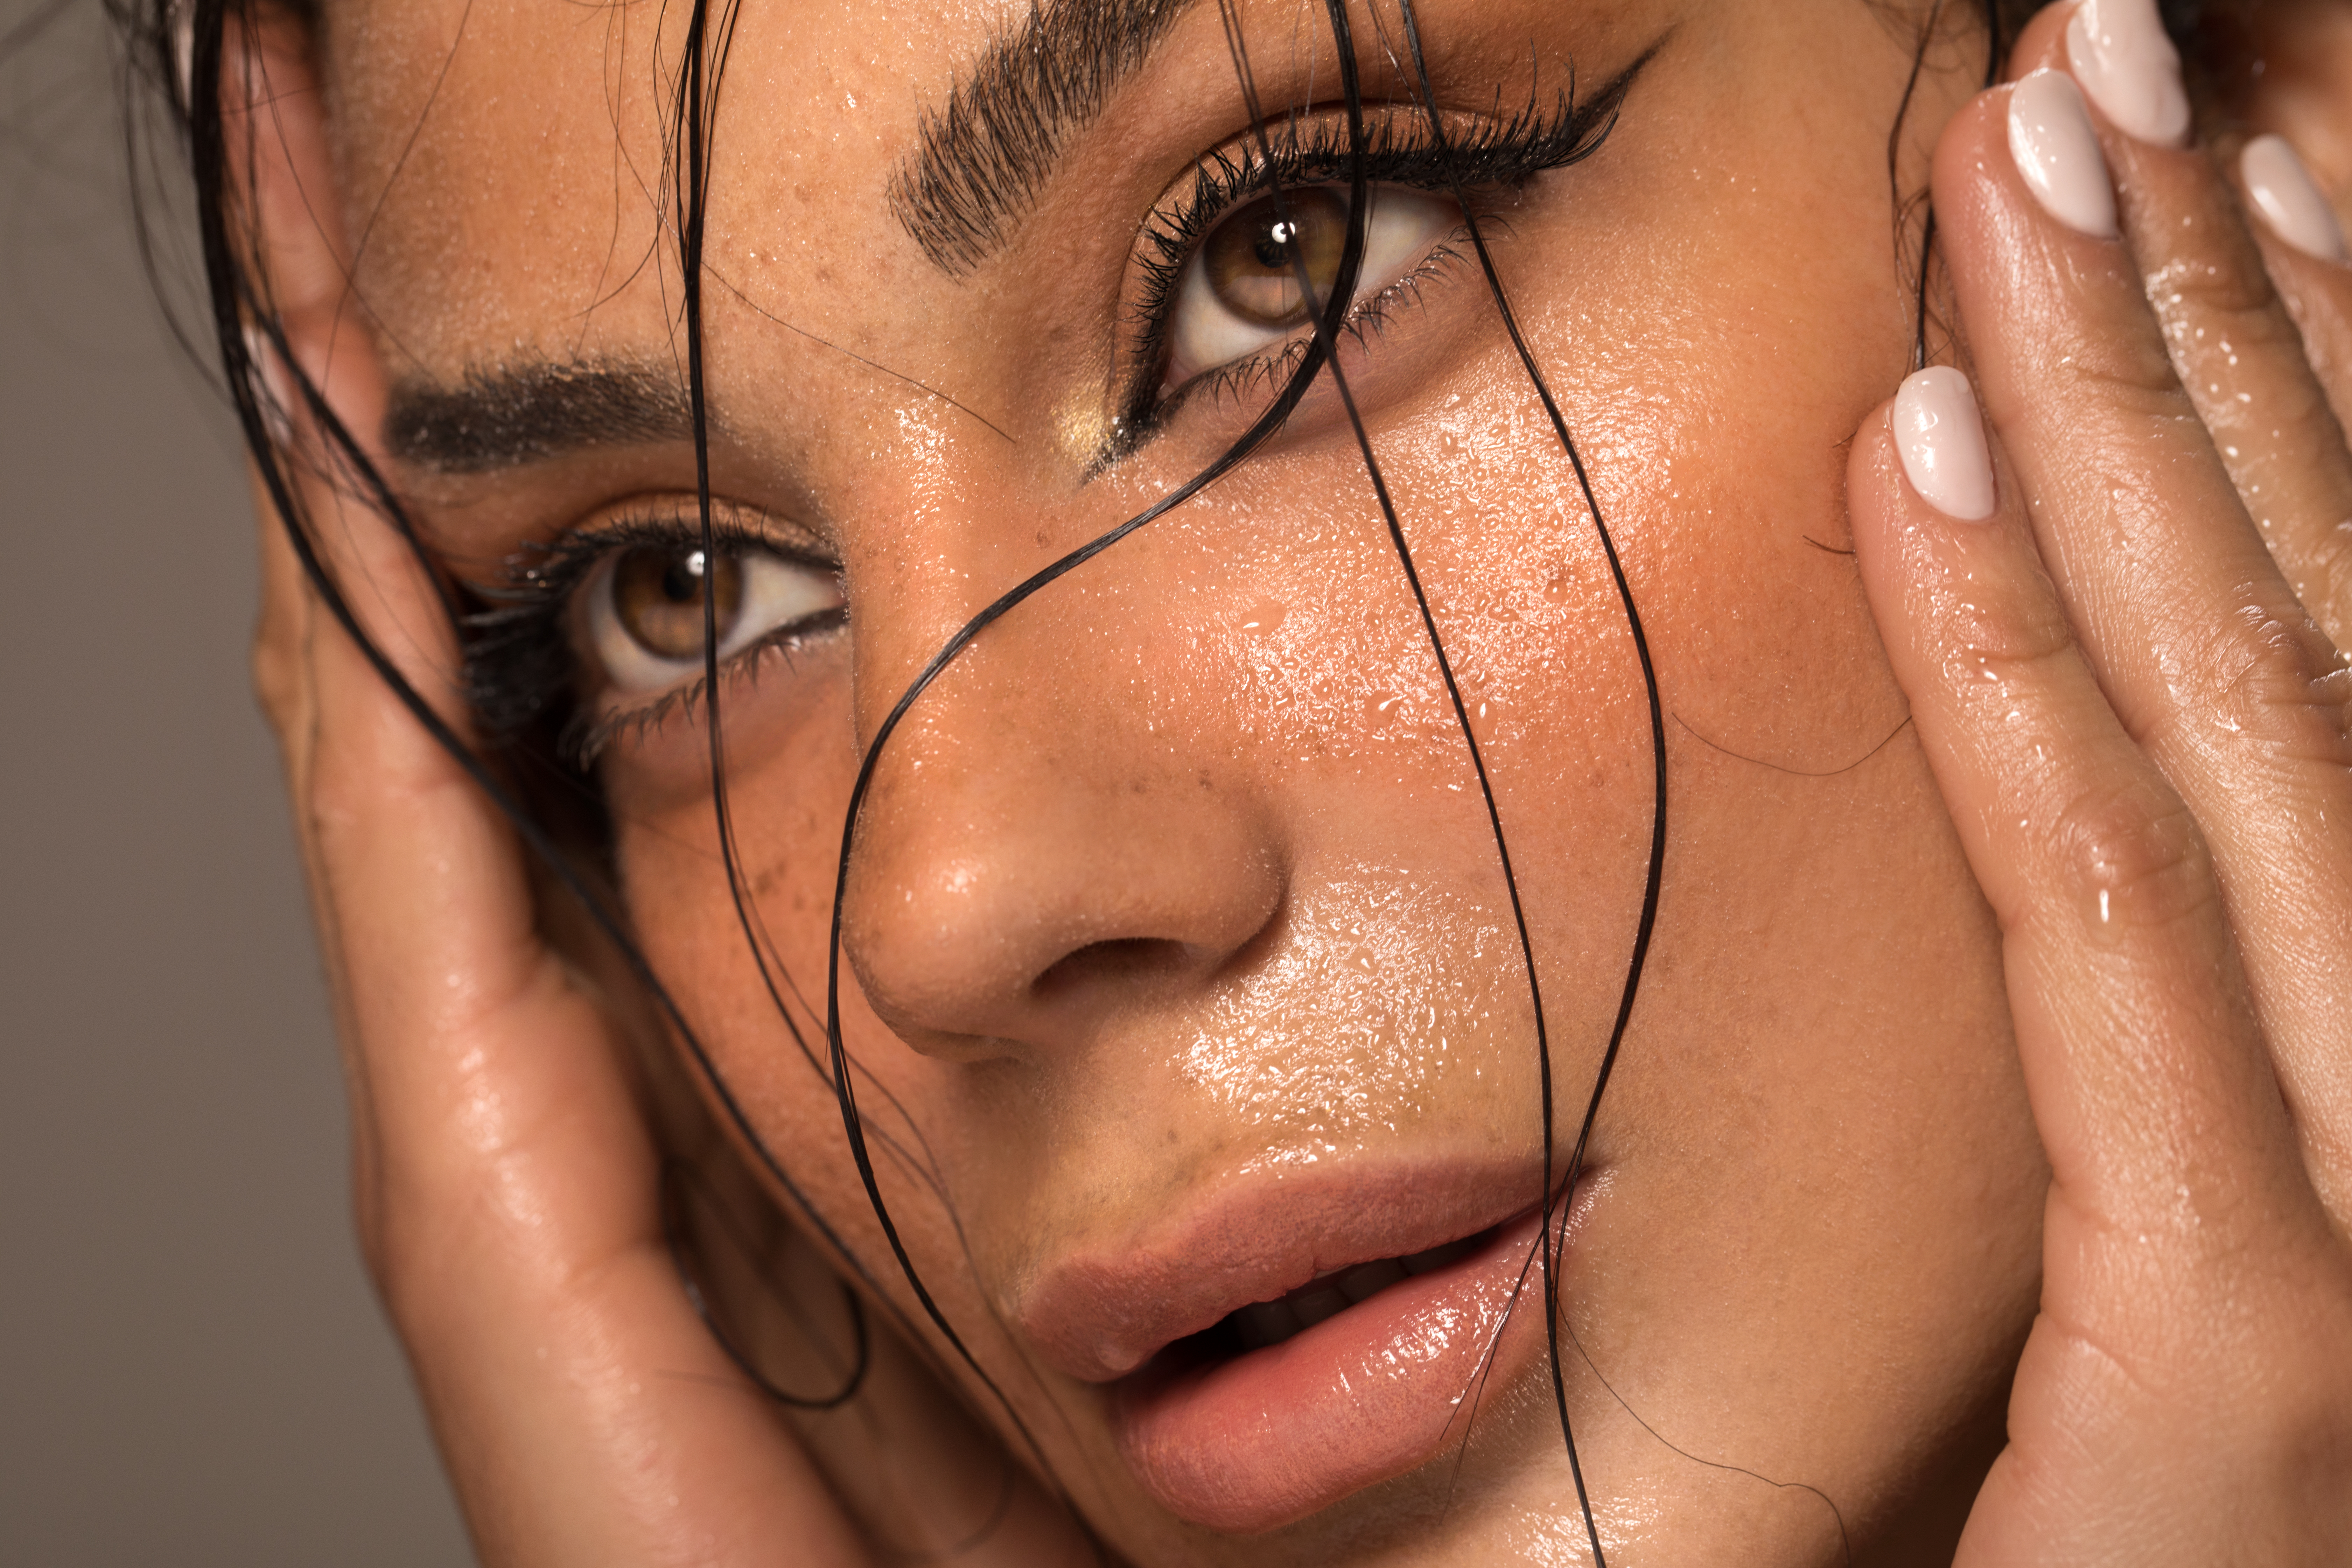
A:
1031 936 1194 1000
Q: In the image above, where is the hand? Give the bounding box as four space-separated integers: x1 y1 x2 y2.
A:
228 17 1082 1566
1848 2 2352 1560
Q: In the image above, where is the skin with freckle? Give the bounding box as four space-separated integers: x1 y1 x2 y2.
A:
198 0 2352 1562
281 0 2028 1559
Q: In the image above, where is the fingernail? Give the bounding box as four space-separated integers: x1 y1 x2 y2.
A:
2066 0 2191 147
1895 368 1996 522
2009 70 2120 239
2241 135 2350 263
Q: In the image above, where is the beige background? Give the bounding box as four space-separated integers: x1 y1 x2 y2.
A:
0 2 472 1559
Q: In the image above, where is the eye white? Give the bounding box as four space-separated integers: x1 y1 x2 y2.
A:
584 546 843 697
1162 184 1457 390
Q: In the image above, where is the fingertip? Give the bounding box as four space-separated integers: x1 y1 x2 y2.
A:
2008 69 2121 240
2241 134 2351 266
1894 367 1998 523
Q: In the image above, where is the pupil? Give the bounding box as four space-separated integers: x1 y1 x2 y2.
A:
1204 188 1350 328
612 543 742 662
661 551 706 603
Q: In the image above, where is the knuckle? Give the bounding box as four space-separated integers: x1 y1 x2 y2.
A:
2171 607 2352 776
2148 252 2282 352
2292 517 2352 633
2041 774 2218 936
1958 566 2081 680
2055 315 2197 417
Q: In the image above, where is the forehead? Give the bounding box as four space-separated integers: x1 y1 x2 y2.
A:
322 0 1012 375
313 2 889 362
317 0 1672 387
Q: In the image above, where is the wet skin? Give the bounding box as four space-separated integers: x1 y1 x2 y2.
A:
233 0 2352 1562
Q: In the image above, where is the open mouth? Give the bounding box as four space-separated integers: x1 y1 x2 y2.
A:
1155 1224 1503 1366
1108 1208 1545 1531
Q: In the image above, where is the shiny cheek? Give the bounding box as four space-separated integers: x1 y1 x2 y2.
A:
1087 415 1659 1163
1169 870 1526 1162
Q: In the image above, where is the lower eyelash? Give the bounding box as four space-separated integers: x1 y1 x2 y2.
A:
562 607 848 769
462 511 835 766
1169 234 1472 416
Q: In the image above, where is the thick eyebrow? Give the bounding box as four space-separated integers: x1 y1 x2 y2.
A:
891 0 1199 275
383 359 696 474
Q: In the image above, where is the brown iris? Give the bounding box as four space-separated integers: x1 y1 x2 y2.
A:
1200 187 1351 326
610 544 742 662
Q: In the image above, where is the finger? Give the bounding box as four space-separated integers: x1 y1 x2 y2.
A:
2121 123 2352 646
1851 374 2308 1237
1850 382 2352 1564
1933 45 2352 1219
2238 0 2352 452
2235 132 2352 622
227 19 876 1565
2008 3 2352 645
301 540 874 1568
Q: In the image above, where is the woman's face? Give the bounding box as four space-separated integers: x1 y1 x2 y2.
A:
320 0 2045 1558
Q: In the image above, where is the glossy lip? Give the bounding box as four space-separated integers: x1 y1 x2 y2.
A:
1016 1155 1549 1384
1113 1208 1549 1531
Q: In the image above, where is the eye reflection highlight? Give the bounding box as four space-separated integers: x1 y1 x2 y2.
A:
1162 184 1459 391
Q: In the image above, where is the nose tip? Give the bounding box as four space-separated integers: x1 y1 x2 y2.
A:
840 765 1285 1056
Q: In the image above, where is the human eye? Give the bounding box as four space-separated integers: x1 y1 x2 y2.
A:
1159 182 1458 392
463 507 846 767
581 531 842 699
1114 91 1631 442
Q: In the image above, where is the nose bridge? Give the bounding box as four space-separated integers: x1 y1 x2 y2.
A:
834 500 1289 1054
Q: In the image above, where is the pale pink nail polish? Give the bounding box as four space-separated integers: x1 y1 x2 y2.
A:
1895 368 1995 522
2009 70 2119 239
2242 135 2349 264
2067 0 2191 147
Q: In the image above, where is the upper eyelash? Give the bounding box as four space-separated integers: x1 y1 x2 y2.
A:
461 511 838 765
1116 83 1626 439
463 76 1632 767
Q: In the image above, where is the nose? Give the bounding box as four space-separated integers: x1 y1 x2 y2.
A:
835 558 1288 1058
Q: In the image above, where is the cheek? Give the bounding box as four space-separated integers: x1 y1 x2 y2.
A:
600 646 877 1162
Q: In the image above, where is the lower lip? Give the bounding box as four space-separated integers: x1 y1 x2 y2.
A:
1111 1210 1549 1532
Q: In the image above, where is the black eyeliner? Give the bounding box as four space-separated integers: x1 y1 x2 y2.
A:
462 510 842 766
1108 59 1645 450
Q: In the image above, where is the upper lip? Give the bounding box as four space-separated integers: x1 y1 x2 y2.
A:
1014 1155 1547 1383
